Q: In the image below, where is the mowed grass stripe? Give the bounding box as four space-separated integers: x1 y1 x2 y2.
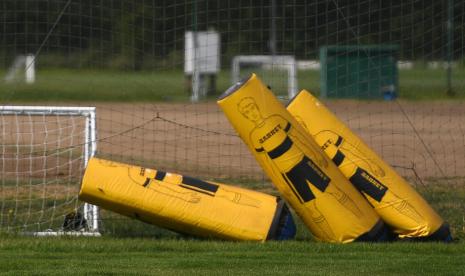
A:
0 238 464 275
1 68 464 102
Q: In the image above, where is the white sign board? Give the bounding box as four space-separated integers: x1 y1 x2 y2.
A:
184 31 220 74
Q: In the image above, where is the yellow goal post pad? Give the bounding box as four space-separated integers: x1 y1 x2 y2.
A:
79 157 296 241
217 74 391 243
286 89 451 241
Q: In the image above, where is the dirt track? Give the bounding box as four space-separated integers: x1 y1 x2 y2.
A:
91 100 465 183
2 100 464 182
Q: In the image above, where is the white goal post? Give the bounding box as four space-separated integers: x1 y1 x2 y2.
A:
4 54 36 84
0 106 99 236
231 55 298 99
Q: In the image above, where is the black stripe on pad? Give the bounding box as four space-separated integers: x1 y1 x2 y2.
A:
179 185 214 196
284 123 291 132
142 178 151 187
268 137 293 159
332 150 345 166
154 171 166 181
334 136 343 147
182 176 219 193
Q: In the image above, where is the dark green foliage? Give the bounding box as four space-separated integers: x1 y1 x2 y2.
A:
1 0 464 70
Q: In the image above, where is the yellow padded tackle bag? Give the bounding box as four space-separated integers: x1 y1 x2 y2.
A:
79 157 296 241
286 90 451 241
217 74 390 243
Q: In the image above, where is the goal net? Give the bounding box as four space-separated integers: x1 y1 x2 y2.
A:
0 1 464 238
0 106 99 235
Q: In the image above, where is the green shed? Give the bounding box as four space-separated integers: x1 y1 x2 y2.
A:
320 45 399 99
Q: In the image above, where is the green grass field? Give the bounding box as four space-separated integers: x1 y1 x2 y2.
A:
1 237 465 275
1 182 464 275
0 68 464 102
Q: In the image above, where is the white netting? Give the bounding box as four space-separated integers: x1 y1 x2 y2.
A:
0 0 464 236
0 107 96 233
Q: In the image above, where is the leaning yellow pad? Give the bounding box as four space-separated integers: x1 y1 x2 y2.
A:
79 157 292 241
286 90 450 241
218 74 388 243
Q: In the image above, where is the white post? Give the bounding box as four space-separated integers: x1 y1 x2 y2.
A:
231 56 240 84
84 115 92 230
288 60 298 98
84 117 90 166
25 54 36 84
89 110 99 231
191 32 200 102
84 108 99 232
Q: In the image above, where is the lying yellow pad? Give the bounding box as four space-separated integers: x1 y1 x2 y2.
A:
218 74 389 243
286 90 451 241
79 157 295 241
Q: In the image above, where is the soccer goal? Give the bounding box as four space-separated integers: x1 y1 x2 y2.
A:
231 55 298 100
0 106 99 236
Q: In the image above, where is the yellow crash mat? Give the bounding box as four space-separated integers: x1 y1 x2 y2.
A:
286 90 450 241
79 157 289 241
218 74 388 243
